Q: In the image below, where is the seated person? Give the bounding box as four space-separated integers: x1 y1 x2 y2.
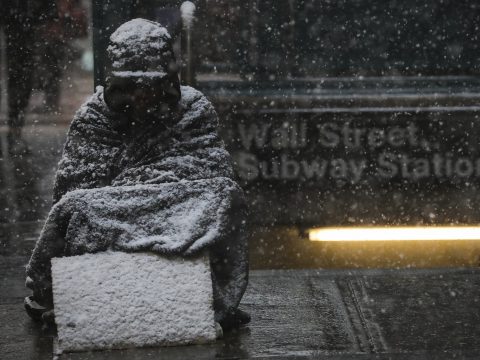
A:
25 18 249 331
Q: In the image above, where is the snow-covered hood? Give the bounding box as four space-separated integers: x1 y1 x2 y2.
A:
107 18 176 78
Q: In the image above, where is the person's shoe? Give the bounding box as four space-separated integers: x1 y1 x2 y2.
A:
234 308 251 325
219 308 251 332
215 322 223 339
41 309 56 325
24 296 48 322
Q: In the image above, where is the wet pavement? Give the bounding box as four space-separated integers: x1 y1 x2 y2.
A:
3 237 480 359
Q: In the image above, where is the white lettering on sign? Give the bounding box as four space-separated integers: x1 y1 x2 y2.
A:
237 120 421 150
377 152 480 179
238 121 308 150
232 120 480 183
234 151 480 182
317 122 420 149
234 152 368 183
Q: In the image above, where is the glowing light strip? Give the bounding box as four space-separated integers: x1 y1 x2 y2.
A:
308 226 480 242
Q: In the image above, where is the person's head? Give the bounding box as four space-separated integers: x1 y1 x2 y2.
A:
104 19 181 121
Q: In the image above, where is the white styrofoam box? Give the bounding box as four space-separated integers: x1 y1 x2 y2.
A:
51 251 216 352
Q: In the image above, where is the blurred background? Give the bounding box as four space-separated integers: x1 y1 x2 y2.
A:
2 0 480 270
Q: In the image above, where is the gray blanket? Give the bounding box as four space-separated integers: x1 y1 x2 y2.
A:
26 86 248 322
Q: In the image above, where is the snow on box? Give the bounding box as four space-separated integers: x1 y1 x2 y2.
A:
52 251 216 352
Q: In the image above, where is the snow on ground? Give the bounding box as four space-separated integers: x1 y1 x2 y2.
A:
52 251 216 352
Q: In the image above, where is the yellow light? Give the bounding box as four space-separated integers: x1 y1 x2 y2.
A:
308 226 480 242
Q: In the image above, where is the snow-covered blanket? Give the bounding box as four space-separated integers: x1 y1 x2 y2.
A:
26 85 248 323
54 178 243 256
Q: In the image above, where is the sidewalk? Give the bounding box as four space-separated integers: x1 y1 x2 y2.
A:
2 232 480 359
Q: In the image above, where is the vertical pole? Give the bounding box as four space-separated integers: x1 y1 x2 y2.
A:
180 1 196 86
92 0 104 88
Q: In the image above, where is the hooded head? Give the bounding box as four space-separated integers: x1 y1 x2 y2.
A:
104 19 181 120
